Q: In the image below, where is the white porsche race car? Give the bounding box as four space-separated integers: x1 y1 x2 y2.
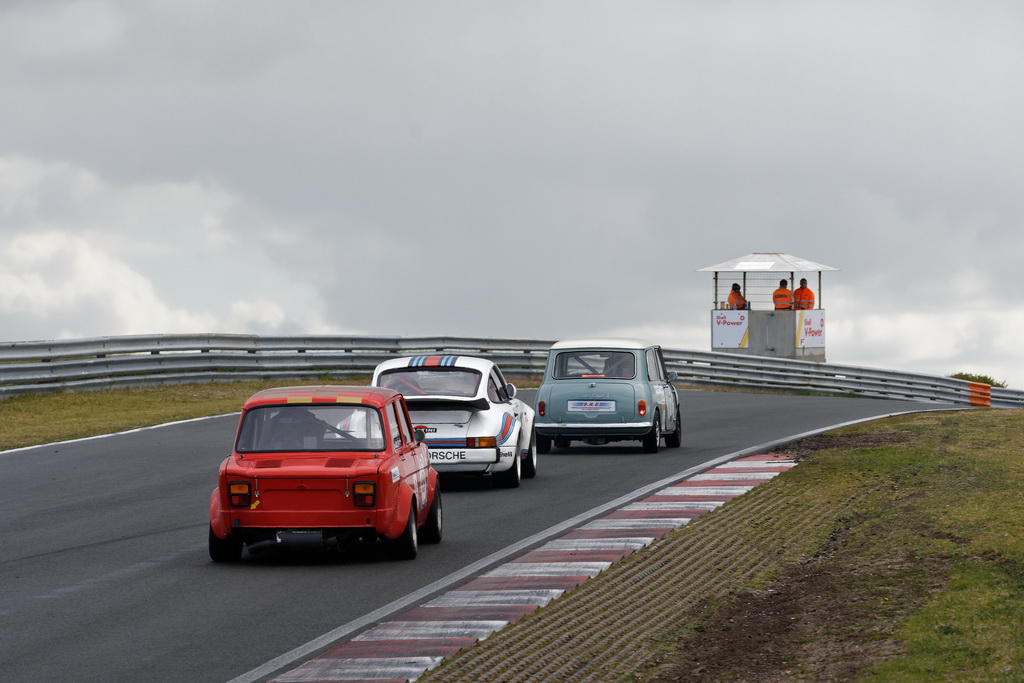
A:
372 355 537 488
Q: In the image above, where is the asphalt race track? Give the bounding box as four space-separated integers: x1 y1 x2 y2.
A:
0 390 945 682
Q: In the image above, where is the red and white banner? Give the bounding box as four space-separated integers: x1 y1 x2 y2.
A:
712 310 749 348
796 310 826 348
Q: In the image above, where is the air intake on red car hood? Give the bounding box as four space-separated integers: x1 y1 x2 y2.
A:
326 458 357 468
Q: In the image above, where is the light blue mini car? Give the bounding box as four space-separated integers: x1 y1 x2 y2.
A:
535 338 681 453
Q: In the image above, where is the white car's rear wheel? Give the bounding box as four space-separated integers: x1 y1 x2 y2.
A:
493 449 521 488
522 428 538 479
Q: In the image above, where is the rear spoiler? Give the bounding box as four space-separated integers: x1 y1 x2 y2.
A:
404 397 490 412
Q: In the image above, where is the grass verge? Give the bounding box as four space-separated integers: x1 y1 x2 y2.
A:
648 409 1024 681
0 379 369 450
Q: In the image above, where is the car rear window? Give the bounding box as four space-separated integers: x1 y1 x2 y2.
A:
553 350 636 379
236 405 385 452
377 368 482 397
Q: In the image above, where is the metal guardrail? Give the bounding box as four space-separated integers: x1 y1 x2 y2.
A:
662 349 1022 409
0 335 553 396
1 334 1021 408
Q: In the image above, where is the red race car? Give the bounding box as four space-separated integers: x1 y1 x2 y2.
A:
209 386 441 562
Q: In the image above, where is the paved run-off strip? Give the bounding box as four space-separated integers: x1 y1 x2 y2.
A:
268 455 796 683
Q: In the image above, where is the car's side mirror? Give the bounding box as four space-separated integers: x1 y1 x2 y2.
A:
505 383 517 400
414 429 426 442
667 371 678 382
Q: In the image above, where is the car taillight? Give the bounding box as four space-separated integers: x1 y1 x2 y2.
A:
228 481 251 507
466 437 497 448
353 481 375 507
638 400 647 416
538 400 546 416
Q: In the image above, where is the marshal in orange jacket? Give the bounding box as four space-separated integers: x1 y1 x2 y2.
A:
772 281 794 310
794 281 815 310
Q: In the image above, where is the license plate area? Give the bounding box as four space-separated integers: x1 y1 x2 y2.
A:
430 449 499 463
567 400 616 413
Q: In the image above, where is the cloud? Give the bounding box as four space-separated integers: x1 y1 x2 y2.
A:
0 229 353 340
0 0 128 61
0 156 349 339
1 3 1023 388
0 231 216 338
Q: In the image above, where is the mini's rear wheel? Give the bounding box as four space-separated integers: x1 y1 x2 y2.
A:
537 434 552 454
642 414 661 453
665 407 682 448
208 525 243 563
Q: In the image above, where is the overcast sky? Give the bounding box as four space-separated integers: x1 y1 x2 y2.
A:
2 1 1022 387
